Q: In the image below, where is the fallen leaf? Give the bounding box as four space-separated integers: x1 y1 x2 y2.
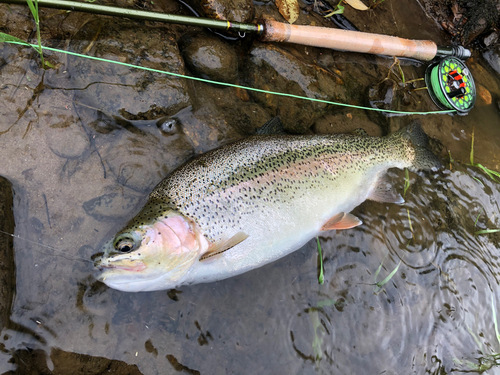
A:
275 0 300 24
477 84 492 105
344 0 368 10
235 87 250 102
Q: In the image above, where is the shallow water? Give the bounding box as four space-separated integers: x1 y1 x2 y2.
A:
1 0 500 374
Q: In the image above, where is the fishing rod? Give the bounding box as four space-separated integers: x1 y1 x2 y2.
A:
1 0 476 113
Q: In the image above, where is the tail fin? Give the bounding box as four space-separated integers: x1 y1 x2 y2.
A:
389 121 441 171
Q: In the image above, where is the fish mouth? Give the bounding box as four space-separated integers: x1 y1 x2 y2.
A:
95 259 147 272
95 265 175 292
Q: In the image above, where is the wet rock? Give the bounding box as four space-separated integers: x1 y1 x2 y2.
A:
39 91 91 159
64 19 191 121
173 87 269 153
40 19 197 192
184 0 255 23
465 18 488 45
368 79 400 111
0 177 14 331
484 31 498 47
10 347 143 375
179 32 238 84
244 43 347 134
483 46 500 76
313 112 382 136
366 78 403 134
82 193 143 222
101 130 194 193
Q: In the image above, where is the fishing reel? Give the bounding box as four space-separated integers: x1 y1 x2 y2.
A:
424 46 476 114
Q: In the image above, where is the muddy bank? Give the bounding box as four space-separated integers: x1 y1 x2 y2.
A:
0 177 14 332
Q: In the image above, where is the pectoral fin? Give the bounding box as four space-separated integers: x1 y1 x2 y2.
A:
200 232 249 261
368 174 404 204
321 212 362 231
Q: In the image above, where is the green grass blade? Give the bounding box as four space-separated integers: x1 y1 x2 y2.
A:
26 0 39 23
0 32 30 46
309 309 324 362
491 295 500 348
403 168 410 197
466 323 484 352
470 128 475 165
468 128 500 183
374 257 384 281
406 209 414 239
376 261 401 288
317 299 337 308
316 237 324 284
476 164 500 182
472 176 484 187
474 211 482 228
475 229 500 235
397 63 405 85
323 1 344 16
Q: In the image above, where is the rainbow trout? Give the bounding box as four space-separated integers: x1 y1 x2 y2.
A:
94 123 439 292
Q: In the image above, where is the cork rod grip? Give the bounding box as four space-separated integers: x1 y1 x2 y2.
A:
260 20 438 61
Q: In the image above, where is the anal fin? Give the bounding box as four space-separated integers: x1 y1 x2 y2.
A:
200 232 248 261
321 212 362 231
368 174 404 204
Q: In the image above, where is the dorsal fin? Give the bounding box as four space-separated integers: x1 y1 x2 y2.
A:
352 128 369 136
321 212 362 231
199 232 249 261
255 116 287 135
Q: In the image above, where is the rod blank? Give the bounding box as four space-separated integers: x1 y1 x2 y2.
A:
0 0 261 33
2 0 470 61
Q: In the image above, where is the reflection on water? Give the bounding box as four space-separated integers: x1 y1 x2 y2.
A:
1 0 500 374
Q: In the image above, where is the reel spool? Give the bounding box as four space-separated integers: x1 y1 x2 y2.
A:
425 57 476 114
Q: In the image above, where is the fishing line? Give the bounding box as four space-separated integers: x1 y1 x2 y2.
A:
0 229 94 263
5 40 456 116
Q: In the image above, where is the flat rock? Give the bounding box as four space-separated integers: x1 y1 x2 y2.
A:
483 46 500 76
49 19 191 120
244 43 347 134
82 193 143 222
179 32 239 84
183 0 255 23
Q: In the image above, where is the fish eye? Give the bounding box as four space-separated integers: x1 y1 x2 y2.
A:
114 233 140 253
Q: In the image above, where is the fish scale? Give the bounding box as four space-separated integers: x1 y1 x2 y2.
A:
153 135 387 239
95 123 440 292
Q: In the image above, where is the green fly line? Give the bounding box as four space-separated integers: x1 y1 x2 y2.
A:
5 40 456 116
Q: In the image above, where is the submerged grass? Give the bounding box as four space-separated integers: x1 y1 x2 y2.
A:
316 237 324 284
373 256 401 294
403 168 410 197
473 210 500 235
467 129 500 235
455 296 500 371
